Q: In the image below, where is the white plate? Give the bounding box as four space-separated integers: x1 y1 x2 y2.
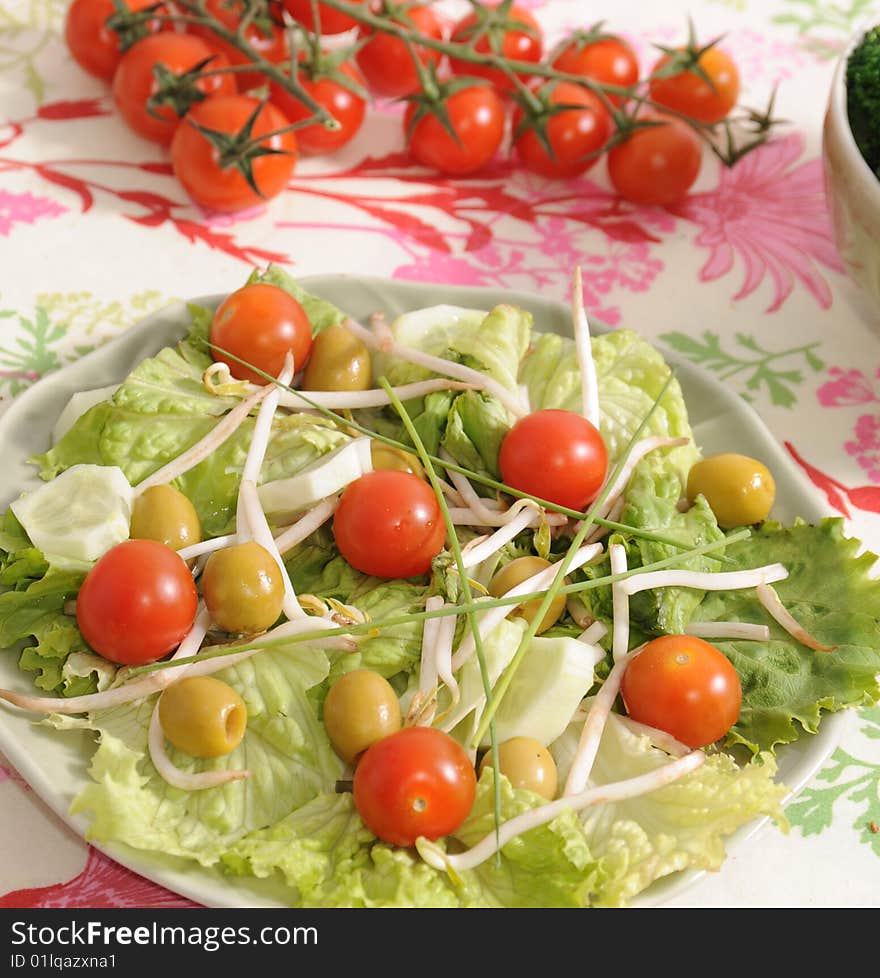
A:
0 274 846 908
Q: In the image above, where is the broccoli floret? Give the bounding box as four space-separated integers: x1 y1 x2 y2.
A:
847 25 880 178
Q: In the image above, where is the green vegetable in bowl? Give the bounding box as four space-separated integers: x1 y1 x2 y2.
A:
847 25 880 177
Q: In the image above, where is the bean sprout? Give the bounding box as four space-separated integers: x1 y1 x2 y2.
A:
344 316 528 419
756 583 836 651
564 649 639 797
571 266 600 429
417 749 705 874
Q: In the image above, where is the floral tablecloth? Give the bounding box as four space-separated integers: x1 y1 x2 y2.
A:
1 0 879 910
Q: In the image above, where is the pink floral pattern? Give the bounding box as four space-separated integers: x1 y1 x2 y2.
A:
281 155 671 324
0 189 65 236
0 848 200 909
818 366 880 483
672 133 845 312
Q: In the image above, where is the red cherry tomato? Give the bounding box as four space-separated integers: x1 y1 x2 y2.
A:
170 94 297 213
333 470 446 579
353 727 477 846
65 0 164 81
112 33 235 145
356 3 444 98
76 539 199 666
282 0 366 35
512 81 613 179
190 0 288 94
606 112 702 207
210 283 314 383
649 46 740 124
499 409 608 512
620 635 743 749
551 34 639 106
404 83 506 177
269 60 366 155
449 5 543 93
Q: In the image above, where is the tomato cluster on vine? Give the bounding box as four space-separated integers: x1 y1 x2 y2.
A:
64 0 749 214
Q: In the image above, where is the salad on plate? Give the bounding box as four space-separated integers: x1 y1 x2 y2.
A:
0 265 878 909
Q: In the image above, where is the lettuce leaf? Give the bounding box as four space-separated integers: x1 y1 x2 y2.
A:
66 645 342 865
377 303 529 391
551 712 787 907
577 456 727 638
0 571 90 695
224 716 785 908
31 323 350 538
693 518 880 753
521 329 698 477
282 534 428 689
250 265 348 335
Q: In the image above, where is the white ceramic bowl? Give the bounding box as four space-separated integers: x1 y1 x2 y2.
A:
823 21 880 312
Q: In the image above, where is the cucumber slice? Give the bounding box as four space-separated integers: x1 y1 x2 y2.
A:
10 464 133 566
257 437 372 521
487 636 606 748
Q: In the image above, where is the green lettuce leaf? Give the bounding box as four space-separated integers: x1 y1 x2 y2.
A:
551 711 787 907
67 645 343 865
285 543 430 688
370 304 532 478
223 792 462 908
441 390 510 479
250 265 348 335
0 571 91 695
226 774 603 908
521 330 698 476
32 325 350 538
693 518 880 753
577 456 727 637
377 303 529 390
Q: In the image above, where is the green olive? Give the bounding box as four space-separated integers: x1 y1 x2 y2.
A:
370 441 425 480
686 453 776 529
301 324 372 392
202 541 284 635
479 737 558 800
488 556 566 634
322 669 402 763
158 676 247 759
130 485 202 551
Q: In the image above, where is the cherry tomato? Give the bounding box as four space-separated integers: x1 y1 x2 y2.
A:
170 94 297 213
76 539 199 666
551 34 639 107
621 635 742 749
649 46 740 124
190 0 288 95
210 283 313 383
65 0 163 81
606 112 702 207
333 470 446 579
512 81 613 179
269 60 366 155
449 5 543 93
404 83 506 177
112 33 236 145
356 3 444 99
282 0 366 35
353 727 477 847
498 409 608 512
